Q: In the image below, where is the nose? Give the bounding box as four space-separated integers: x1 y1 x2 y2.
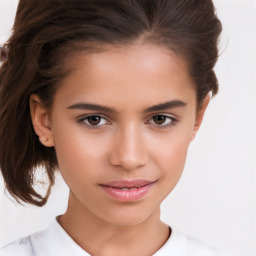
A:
108 124 149 171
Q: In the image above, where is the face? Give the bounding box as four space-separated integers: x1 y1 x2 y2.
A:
31 44 207 226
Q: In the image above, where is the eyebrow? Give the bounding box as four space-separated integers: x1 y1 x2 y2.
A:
67 103 116 113
67 100 186 113
143 100 186 113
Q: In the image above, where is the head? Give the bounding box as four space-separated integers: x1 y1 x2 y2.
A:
0 0 222 210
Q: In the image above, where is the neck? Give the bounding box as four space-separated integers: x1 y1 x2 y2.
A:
58 192 170 256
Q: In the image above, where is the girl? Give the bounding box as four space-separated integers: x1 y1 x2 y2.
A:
0 0 227 255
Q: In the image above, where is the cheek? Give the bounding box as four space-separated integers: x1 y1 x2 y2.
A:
156 136 189 174
52 123 105 182
149 125 193 186
156 140 189 202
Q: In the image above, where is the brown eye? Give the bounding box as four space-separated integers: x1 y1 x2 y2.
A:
153 115 167 125
148 115 177 128
87 116 102 125
77 115 109 128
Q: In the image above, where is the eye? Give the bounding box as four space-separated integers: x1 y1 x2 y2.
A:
148 115 177 128
153 115 168 125
77 115 108 128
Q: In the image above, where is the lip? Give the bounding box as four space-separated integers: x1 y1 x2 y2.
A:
99 179 156 202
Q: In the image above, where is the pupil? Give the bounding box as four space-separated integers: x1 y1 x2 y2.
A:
88 116 101 125
153 116 166 124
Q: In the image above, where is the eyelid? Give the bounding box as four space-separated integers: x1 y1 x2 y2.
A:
146 114 178 128
145 112 178 120
76 114 111 129
76 113 179 130
76 113 110 121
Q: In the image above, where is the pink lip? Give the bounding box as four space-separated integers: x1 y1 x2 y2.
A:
99 179 156 202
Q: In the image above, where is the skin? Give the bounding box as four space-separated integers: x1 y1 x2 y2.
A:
30 43 209 256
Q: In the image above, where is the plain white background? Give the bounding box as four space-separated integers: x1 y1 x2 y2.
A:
0 0 255 255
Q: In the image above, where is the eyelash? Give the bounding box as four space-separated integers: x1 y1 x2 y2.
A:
76 114 178 130
77 115 109 129
146 115 178 129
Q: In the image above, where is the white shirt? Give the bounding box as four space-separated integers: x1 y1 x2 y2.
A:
0 219 229 256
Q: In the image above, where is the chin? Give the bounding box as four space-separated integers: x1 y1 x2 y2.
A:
97 205 160 227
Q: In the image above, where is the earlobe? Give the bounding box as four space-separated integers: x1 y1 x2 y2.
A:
29 94 55 147
38 135 54 147
191 94 210 141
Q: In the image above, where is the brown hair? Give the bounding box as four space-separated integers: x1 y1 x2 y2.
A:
0 0 222 206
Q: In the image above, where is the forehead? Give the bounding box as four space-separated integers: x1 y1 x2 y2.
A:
54 44 196 110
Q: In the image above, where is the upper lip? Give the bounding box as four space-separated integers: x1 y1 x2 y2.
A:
100 179 156 189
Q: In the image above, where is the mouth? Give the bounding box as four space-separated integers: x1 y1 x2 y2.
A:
99 179 156 202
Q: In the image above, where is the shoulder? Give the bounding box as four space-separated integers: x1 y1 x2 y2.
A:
155 229 230 256
0 223 53 256
173 231 229 256
0 235 35 256
0 219 89 256
0 226 54 256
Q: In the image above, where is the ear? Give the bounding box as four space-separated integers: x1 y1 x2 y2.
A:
191 94 210 141
29 93 55 147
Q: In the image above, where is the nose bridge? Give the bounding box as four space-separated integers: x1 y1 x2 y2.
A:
109 122 148 170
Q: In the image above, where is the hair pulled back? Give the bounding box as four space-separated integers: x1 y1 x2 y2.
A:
0 0 222 206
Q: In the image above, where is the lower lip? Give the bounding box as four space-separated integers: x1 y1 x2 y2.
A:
100 183 154 202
